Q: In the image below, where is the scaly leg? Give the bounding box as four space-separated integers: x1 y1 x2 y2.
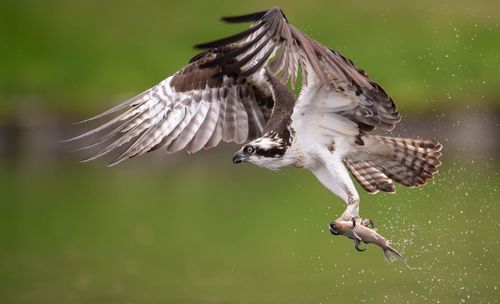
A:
310 162 360 221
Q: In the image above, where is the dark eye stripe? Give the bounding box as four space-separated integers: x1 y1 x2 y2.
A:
255 146 285 157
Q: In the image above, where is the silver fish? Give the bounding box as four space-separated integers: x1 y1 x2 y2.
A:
329 218 404 260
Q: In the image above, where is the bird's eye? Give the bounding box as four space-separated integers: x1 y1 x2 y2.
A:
245 145 254 154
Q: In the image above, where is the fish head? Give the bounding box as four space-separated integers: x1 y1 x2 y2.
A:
329 220 354 236
329 222 340 235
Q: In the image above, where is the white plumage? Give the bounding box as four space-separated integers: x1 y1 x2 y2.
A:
68 8 442 245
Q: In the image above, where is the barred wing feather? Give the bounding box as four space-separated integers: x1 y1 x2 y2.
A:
196 7 400 132
66 49 272 165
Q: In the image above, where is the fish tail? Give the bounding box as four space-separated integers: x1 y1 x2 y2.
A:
383 245 404 260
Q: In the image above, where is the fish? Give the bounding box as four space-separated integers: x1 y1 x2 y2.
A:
329 218 404 260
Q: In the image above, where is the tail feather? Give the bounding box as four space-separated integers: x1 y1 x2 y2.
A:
373 158 429 187
344 160 395 193
345 135 442 193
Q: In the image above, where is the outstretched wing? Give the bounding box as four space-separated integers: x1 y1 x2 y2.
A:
196 7 400 132
66 48 273 166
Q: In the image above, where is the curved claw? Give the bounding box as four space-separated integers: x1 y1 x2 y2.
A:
353 231 366 252
361 218 375 229
355 243 366 252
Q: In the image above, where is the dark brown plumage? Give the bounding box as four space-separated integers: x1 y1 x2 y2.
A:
65 46 276 165
65 8 444 249
196 7 400 132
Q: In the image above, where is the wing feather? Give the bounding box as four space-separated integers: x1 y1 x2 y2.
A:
234 94 249 144
205 87 226 149
169 99 211 152
108 107 186 165
197 7 400 131
71 7 401 166
71 48 273 164
161 103 198 153
187 98 221 153
222 86 237 142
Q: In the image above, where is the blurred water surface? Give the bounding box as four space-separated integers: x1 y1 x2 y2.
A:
1 159 499 303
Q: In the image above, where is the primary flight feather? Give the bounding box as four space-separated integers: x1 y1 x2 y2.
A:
67 7 442 257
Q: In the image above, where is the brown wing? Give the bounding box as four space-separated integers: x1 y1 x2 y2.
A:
66 48 273 166
196 7 400 132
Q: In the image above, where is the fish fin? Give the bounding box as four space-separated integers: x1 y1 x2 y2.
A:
384 246 404 260
352 230 362 241
353 238 365 252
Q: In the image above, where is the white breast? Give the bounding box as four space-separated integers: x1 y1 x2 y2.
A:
288 81 361 169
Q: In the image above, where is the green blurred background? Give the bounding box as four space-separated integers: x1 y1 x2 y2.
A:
1 0 499 303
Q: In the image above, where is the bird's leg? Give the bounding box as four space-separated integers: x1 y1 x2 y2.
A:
310 163 370 234
339 196 375 228
329 195 360 236
340 194 360 221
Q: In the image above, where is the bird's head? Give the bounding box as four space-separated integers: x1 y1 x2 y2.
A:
232 134 291 170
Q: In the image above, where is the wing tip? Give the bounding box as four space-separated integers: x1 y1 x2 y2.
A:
60 133 89 143
194 42 211 50
220 8 272 23
79 156 97 163
194 22 264 50
106 158 125 167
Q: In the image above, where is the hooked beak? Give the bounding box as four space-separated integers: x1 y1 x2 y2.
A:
232 150 248 164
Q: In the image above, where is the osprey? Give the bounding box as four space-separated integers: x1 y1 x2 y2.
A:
68 8 442 247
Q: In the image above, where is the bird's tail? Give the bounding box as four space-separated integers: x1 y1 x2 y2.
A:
344 135 442 193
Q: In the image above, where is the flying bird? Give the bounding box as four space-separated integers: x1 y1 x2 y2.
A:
68 8 442 240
